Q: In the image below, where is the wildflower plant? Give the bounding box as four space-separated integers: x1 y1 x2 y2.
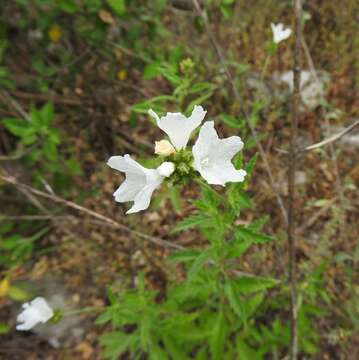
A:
95 105 285 359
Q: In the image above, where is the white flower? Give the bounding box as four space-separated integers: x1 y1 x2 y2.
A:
107 155 174 214
148 105 206 150
271 23 292 44
16 297 54 331
155 140 176 156
192 121 246 186
157 162 175 177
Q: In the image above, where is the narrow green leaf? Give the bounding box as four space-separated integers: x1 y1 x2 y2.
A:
232 276 279 294
235 227 272 244
169 249 202 262
172 214 212 233
106 0 126 16
224 280 245 320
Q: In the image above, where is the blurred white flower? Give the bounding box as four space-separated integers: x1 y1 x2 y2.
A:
192 121 246 186
155 139 176 156
157 161 175 177
271 23 292 44
107 155 174 214
148 105 207 150
17 297 54 331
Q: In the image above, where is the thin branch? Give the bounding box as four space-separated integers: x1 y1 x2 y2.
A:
288 1 302 359
0 90 32 122
303 119 359 151
0 173 181 250
191 0 288 225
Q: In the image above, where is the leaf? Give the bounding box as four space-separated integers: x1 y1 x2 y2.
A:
143 62 162 80
220 114 245 129
236 338 260 359
232 276 279 294
169 186 182 213
227 186 252 214
172 214 212 233
2 118 33 137
58 0 79 13
226 238 252 259
209 311 227 359
100 331 136 360
242 293 264 318
106 0 126 16
245 153 258 176
188 247 215 280
169 249 202 262
224 280 245 320
40 102 54 125
235 227 272 244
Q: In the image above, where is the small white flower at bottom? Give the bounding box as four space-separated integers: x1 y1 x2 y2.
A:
192 121 246 186
16 297 54 331
271 23 292 44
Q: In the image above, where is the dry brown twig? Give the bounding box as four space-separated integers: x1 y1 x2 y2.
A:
0 173 182 250
303 119 359 152
191 0 288 225
288 1 302 358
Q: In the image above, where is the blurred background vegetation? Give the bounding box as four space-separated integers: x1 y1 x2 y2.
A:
0 0 358 358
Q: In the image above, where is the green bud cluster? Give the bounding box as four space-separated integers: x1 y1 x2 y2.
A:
179 57 195 75
166 149 196 185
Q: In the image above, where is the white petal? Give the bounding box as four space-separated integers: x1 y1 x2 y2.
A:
126 169 163 214
149 105 206 150
107 155 164 213
192 121 246 186
113 173 145 202
271 23 291 44
16 297 53 331
107 154 146 174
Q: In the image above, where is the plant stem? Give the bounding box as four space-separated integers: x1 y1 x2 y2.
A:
64 306 104 316
260 54 271 81
288 0 302 359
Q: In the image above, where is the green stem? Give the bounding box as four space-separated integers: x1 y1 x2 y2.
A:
261 54 272 81
64 306 104 316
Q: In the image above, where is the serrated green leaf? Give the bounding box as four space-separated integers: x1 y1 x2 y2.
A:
2 118 33 137
209 311 227 359
235 227 272 244
172 214 212 233
169 249 202 262
224 280 245 320
232 276 279 294
100 331 136 360
226 238 252 259
188 247 215 280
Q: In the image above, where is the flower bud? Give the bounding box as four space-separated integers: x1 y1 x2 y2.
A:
155 140 176 156
157 162 175 178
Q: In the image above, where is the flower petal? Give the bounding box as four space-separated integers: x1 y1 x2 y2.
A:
149 105 206 150
271 23 291 44
126 169 163 214
192 121 246 186
107 155 164 213
16 297 53 331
